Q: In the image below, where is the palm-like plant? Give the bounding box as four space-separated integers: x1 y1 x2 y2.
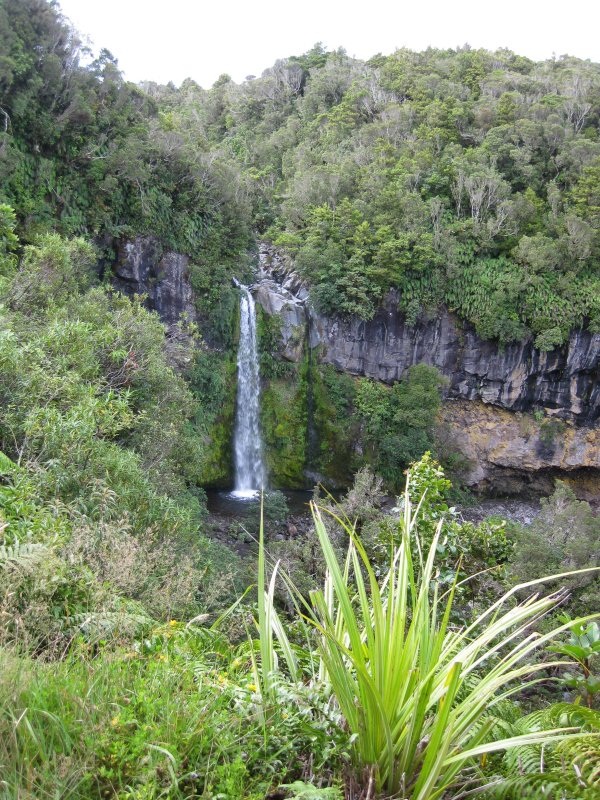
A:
257 485 599 799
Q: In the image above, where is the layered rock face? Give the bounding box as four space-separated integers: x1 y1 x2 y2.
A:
254 246 600 493
255 249 600 426
113 237 197 327
440 401 600 499
309 294 600 425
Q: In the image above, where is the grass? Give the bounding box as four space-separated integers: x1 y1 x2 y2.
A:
2 482 598 800
0 625 318 799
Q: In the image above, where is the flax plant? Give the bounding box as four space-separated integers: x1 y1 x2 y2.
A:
254 493 299 704
258 486 599 799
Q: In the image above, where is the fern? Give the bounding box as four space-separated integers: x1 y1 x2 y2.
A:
525 703 600 732
68 609 152 643
556 736 600 788
0 541 48 571
279 782 343 799
483 771 599 800
481 704 600 800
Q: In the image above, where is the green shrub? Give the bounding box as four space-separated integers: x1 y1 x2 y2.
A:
258 474 599 798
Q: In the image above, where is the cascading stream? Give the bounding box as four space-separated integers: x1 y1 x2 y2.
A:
233 285 265 496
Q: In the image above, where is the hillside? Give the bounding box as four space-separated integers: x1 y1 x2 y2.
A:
144 43 600 349
0 4 599 798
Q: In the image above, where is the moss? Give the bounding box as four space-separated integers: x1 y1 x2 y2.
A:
189 302 239 487
259 348 364 488
256 305 296 380
195 357 237 487
255 303 307 487
260 364 308 488
311 364 361 485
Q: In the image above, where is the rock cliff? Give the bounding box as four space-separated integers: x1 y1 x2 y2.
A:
110 239 600 493
439 401 600 499
113 237 197 327
255 246 600 426
309 295 600 426
254 244 600 493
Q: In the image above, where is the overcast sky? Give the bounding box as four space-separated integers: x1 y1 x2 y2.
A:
58 0 600 88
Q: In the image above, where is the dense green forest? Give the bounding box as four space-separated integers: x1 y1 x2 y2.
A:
0 1 599 798
144 42 600 348
2 0 600 347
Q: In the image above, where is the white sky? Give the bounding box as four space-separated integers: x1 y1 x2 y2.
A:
58 0 600 88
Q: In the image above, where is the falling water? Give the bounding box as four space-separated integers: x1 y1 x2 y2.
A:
233 285 265 496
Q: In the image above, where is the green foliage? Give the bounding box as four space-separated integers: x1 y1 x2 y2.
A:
188 348 237 486
480 703 600 799
4 2 600 345
355 365 447 489
0 0 251 268
189 260 240 349
256 305 296 379
2 452 598 800
510 481 599 614
311 364 358 484
167 42 600 344
344 456 514 617
7 233 97 311
0 230 242 651
260 366 308 488
3 16 600 798
0 203 19 281
280 782 343 799
259 357 446 491
258 476 599 798
0 625 347 799
550 618 600 708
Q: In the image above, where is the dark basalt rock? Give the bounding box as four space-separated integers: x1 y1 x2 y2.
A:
252 244 599 426
113 236 197 327
307 292 600 425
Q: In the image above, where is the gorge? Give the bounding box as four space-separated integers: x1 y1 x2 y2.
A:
111 236 600 498
3 10 600 794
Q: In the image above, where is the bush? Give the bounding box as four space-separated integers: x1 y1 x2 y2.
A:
510 481 600 613
258 472 600 798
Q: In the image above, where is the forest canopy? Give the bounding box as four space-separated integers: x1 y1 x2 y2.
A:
149 45 600 347
2 2 600 348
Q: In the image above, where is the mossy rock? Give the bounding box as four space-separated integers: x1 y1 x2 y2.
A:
261 369 308 488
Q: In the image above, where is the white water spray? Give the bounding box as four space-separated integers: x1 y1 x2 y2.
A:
233 285 265 496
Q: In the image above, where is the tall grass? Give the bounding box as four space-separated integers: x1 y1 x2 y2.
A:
258 485 599 799
0 630 272 799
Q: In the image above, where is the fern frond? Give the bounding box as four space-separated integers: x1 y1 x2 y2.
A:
67 609 152 642
556 736 600 787
279 782 343 799
523 703 600 732
0 541 48 571
482 770 598 800
483 705 600 799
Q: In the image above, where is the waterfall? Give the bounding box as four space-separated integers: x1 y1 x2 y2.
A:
233 285 265 496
